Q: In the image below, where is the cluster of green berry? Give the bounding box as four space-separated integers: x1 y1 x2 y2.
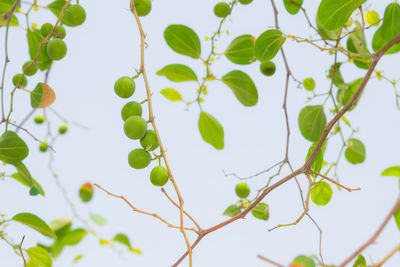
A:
33 115 68 152
213 0 253 18
114 76 169 187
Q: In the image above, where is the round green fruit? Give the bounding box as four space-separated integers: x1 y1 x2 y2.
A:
12 74 27 88
303 77 315 91
235 182 250 198
140 130 159 151
41 23 53 37
259 61 276 76
65 5 86 26
34 115 45 124
239 0 253 4
47 39 67 61
29 186 41 196
150 166 169 186
121 101 142 121
124 115 147 139
55 26 66 39
134 0 152 17
79 182 93 202
22 61 38 76
39 142 48 152
114 76 135 98
128 149 151 169
214 2 231 18
59 124 68 134
365 10 380 26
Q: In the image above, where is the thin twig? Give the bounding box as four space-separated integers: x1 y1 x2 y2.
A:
372 243 400 267
257 255 284 267
19 235 26 267
311 170 361 192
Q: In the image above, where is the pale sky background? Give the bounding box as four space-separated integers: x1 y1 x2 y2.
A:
1 0 400 266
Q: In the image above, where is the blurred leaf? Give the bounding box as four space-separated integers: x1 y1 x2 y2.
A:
298 105 326 142
160 88 183 102
90 213 107 226
49 218 72 238
61 228 87 246
10 172 45 196
255 29 286 62
113 233 141 254
381 166 400 177
12 213 56 238
221 70 258 106
311 181 333 206
198 112 224 150
26 246 52 267
164 24 201 58
73 254 84 263
394 206 400 231
223 205 241 217
156 64 198 82
353 254 367 267
290 255 315 267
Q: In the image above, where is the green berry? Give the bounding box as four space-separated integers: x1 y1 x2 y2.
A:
124 115 147 139
29 186 41 196
259 61 276 76
214 2 231 18
55 26 66 39
41 23 53 37
239 0 253 4
34 115 45 124
134 0 152 17
39 142 48 152
22 61 38 76
235 182 250 198
114 76 135 98
65 5 86 26
128 149 151 169
303 77 315 91
47 39 67 61
59 124 68 134
121 101 142 121
140 130 159 151
12 74 27 88
150 166 169 186
79 182 93 202
365 10 380 26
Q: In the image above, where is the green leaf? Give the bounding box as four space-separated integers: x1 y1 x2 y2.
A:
381 3 400 41
251 203 269 221
26 246 52 267
305 140 327 178
223 205 242 217
156 64 198 82
372 26 400 54
224 34 255 65
316 16 340 40
298 105 327 142
254 29 286 62
160 88 183 102
90 213 107 226
1 14 19 26
311 181 333 206
0 131 29 165
47 0 73 26
329 63 347 90
381 166 400 177
27 29 52 71
353 254 367 267
283 0 303 15
73 255 84 263
113 233 131 247
12 213 56 238
60 228 87 246
10 171 45 196
49 218 72 238
345 138 366 164
316 0 366 30
164 24 201 58
394 206 400 231
347 22 371 69
198 112 224 150
292 255 316 267
221 70 258 106
337 78 363 109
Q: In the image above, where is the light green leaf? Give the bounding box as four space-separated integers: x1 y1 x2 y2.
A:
337 78 363 110
10 171 45 196
47 0 73 26
26 246 52 267
372 26 400 54
381 3 400 41
90 213 107 226
353 254 367 267
12 213 56 238
198 112 224 150
311 181 333 206
283 0 303 15
27 29 52 71
329 63 347 90
164 24 201 58
113 233 131 247
347 22 371 69
49 218 72 238
305 140 327 178
1 14 19 26
316 16 340 40
0 131 29 165
221 70 258 106
160 88 183 102
156 64 197 82
345 138 366 164
394 206 400 231
381 166 400 177
60 228 87 246
254 29 286 62
298 105 327 142
292 255 316 267
251 203 269 221
316 0 366 30
73 255 84 263
223 205 242 217
224 34 255 65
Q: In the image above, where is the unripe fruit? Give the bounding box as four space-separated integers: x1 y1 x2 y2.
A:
134 0 152 17
39 142 48 152
140 130 159 151
214 2 231 18
114 77 135 98
365 10 380 26
65 5 86 26
47 39 67 61
79 182 93 202
124 115 147 139
150 166 169 186
59 124 68 134
128 148 151 169
22 61 38 76
29 186 41 196
55 26 66 39
41 23 53 37
239 0 253 4
12 74 27 88
303 77 315 91
235 182 250 198
259 61 276 76
121 101 142 121
34 115 45 124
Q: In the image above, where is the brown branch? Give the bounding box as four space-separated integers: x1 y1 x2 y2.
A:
372 243 400 267
257 255 284 267
19 235 26 267
311 170 361 192
338 197 400 267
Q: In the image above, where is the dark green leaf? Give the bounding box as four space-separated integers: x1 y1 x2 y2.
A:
254 29 286 62
311 181 333 206
12 213 56 238
345 138 366 164
381 166 400 177
298 105 327 142
221 70 258 106
0 131 29 165
372 26 400 54
27 29 52 71
251 203 269 220
381 3 400 41
283 0 303 15
224 34 255 65
198 112 224 150
160 88 183 102
156 64 198 82
164 24 201 58
26 246 52 267
223 205 242 217
353 254 367 267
